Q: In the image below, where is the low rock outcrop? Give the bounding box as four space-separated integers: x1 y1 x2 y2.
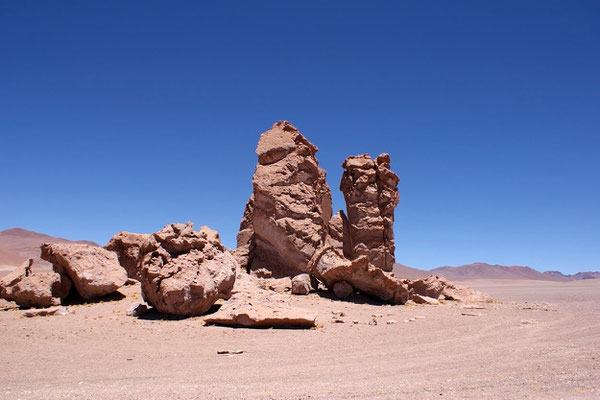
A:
41 243 127 300
340 153 399 271
0 259 71 308
409 275 492 303
205 271 316 328
104 232 151 280
310 246 409 304
137 223 236 316
236 121 333 277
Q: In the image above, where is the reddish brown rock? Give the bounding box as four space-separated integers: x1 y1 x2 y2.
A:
310 246 409 304
235 195 255 270
205 271 316 328
105 232 151 280
138 223 236 316
0 259 71 308
332 280 353 299
340 153 399 271
291 274 312 295
41 243 127 301
237 121 333 277
409 275 492 303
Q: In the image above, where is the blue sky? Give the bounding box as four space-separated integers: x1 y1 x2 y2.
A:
1 1 598 273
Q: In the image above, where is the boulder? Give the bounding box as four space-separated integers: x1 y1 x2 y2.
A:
310 246 409 304
408 275 446 299
137 223 236 316
104 232 151 280
0 259 71 308
236 121 333 277
41 243 127 301
409 275 492 303
332 281 354 299
340 153 399 271
204 272 316 328
291 274 312 295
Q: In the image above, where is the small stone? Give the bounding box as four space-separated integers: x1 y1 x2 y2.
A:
332 281 353 299
352 320 359 324
368 318 378 326
332 318 345 323
386 320 398 325
127 303 151 317
22 306 70 318
291 274 313 295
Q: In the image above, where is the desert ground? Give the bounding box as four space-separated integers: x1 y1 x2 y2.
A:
1 279 598 400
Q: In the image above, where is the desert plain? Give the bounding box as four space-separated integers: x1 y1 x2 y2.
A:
1 278 598 400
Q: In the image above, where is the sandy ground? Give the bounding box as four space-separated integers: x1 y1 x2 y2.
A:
1 279 599 399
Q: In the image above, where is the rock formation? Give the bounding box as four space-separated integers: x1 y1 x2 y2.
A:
204 271 316 328
310 246 409 304
0 259 71 308
104 232 151 281
408 275 492 303
340 153 399 271
236 121 333 277
136 222 236 316
41 243 127 300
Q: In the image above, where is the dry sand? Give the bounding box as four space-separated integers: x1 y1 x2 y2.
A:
1 279 599 399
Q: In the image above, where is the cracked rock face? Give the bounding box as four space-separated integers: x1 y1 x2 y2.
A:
237 121 333 277
340 153 399 271
105 232 151 281
310 246 409 304
0 259 71 308
41 243 126 300
138 222 236 316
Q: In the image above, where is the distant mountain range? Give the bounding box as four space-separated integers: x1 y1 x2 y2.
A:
0 227 98 268
394 261 599 281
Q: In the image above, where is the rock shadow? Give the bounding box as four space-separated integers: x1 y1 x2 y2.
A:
62 290 126 306
315 289 385 306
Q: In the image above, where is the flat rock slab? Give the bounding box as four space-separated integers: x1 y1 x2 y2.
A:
22 306 70 318
205 273 316 329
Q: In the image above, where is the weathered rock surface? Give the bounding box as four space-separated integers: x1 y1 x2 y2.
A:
205 271 316 328
310 246 409 304
41 243 126 301
236 121 333 277
105 232 151 280
0 298 18 311
22 306 70 317
409 275 492 303
340 153 399 271
291 274 312 295
332 280 354 299
0 259 71 308
138 223 236 316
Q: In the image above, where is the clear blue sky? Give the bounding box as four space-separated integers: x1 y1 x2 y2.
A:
1 1 598 273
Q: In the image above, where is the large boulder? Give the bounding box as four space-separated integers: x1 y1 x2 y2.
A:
310 246 409 304
236 121 333 277
104 232 151 280
340 153 399 271
138 223 236 316
41 243 127 300
0 259 71 308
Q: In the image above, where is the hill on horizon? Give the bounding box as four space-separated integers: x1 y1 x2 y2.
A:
0 227 99 268
393 261 599 282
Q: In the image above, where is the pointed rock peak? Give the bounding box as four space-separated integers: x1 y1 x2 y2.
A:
256 121 317 165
